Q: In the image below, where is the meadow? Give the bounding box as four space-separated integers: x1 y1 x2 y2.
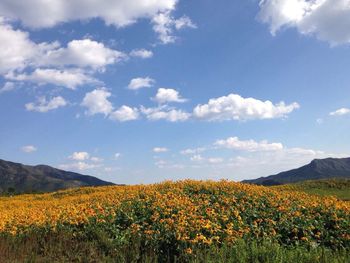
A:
274 179 350 201
0 180 349 262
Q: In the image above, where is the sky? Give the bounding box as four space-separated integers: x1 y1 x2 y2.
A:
0 0 350 184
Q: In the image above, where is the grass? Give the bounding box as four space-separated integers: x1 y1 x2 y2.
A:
274 179 350 201
0 227 349 263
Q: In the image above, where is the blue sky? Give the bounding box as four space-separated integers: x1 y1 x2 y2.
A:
0 0 349 184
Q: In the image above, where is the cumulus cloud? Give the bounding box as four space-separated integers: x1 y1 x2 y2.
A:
109 105 139 122
8 69 97 89
0 82 15 94
130 49 153 58
0 18 124 75
69 151 90 161
81 89 139 122
81 88 113 116
21 145 37 153
128 77 155 90
329 108 350 116
153 147 168 153
215 137 284 152
193 93 299 121
79 89 298 124
37 39 126 70
152 11 196 44
25 96 67 113
0 19 35 74
0 18 127 94
153 88 187 104
141 106 190 122
258 0 350 45
0 0 177 28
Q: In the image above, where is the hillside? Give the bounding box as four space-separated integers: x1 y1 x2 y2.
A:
274 178 350 201
243 157 350 186
0 159 114 193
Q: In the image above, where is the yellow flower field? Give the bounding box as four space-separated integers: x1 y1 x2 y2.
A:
0 180 349 249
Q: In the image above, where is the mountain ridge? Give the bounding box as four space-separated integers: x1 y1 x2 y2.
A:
0 159 114 193
243 157 350 186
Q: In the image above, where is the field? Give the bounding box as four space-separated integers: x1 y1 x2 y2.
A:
0 180 349 262
275 179 350 201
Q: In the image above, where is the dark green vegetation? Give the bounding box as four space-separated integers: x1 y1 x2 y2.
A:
0 227 349 263
0 159 114 194
275 179 350 201
244 157 350 186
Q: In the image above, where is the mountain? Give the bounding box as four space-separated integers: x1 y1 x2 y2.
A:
243 157 350 186
0 159 114 194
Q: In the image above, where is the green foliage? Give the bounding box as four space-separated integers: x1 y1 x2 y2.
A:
0 228 349 263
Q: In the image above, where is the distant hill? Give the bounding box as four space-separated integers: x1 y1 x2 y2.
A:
243 157 350 186
0 159 114 194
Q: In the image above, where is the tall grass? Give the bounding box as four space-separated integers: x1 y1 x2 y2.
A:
0 227 349 263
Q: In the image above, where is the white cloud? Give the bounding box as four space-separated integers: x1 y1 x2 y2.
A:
215 137 284 152
37 39 126 70
81 88 113 116
91 157 104 162
25 96 67 113
329 108 350 116
69 151 90 161
141 106 190 122
109 105 139 122
258 0 350 45
190 154 204 162
0 0 177 28
8 69 97 89
81 89 138 122
153 147 168 153
0 18 124 76
21 145 37 153
0 19 35 74
68 152 103 163
153 88 187 104
155 159 184 169
174 15 196 30
59 162 99 171
130 49 153 59
193 93 299 121
128 77 155 90
0 82 15 94
180 147 206 155
190 154 223 164
152 11 196 44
